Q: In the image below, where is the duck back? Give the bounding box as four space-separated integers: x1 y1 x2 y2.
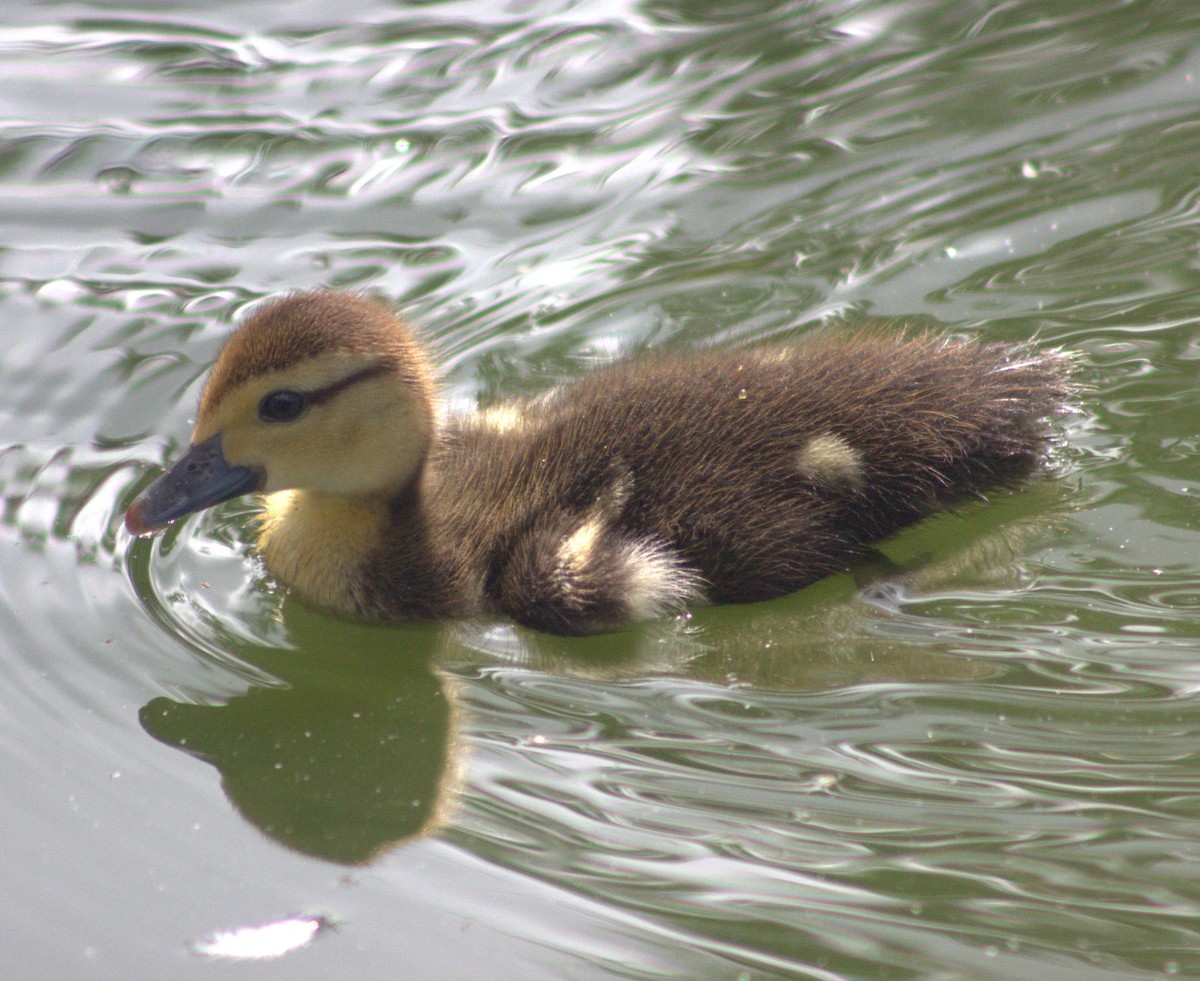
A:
363 334 1071 634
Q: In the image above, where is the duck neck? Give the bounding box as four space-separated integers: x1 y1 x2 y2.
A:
256 487 395 617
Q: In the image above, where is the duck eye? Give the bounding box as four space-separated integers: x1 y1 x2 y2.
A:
258 389 308 423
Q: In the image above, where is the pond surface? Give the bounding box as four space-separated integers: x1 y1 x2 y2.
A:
2 0 1199 977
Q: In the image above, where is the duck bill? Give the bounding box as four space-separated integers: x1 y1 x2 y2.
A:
125 434 263 537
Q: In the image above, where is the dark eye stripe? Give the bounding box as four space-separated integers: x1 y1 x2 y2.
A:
305 362 392 406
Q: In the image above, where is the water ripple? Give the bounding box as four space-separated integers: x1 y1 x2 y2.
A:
5 2 1200 977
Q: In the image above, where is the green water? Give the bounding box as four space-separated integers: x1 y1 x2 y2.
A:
2 1 1199 978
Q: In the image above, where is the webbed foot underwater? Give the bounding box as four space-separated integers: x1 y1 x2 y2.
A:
126 291 1073 635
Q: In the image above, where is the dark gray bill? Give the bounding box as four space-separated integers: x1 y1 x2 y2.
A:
125 433 262 536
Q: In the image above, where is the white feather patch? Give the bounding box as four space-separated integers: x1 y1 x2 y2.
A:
617 538 706 622
559 515 604 572
796 433 864 486
473 405 526 434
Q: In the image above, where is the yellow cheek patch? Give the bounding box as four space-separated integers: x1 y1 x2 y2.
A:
192 354 390 477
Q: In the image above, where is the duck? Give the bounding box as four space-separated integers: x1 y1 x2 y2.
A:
125 291 1073 635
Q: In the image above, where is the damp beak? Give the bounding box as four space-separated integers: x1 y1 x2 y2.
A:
125 433 263 537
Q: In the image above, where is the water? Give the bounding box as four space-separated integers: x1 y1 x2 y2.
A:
2 0 1199 977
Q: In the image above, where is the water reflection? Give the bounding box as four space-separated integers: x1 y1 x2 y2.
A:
452 494 1069 690
140 614 460 865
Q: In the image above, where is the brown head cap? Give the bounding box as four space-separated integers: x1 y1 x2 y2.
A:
200 291 434 416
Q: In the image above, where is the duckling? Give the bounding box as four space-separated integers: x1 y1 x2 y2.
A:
125 291 1073 635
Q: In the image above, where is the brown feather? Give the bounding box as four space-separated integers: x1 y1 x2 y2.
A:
357 330 1073 632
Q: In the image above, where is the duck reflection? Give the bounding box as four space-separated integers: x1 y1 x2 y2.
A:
139 613 460 865
456 503 1064 688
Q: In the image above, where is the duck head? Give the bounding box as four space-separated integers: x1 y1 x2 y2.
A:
126 292 435 536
